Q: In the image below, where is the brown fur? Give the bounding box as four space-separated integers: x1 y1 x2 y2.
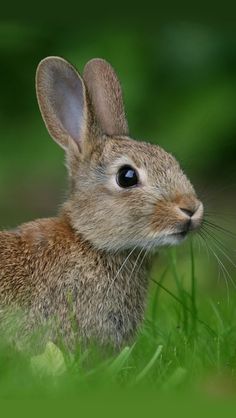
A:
0 57 203 351
0 215 148 350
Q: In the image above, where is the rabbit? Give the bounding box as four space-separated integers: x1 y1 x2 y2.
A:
0 56 204 351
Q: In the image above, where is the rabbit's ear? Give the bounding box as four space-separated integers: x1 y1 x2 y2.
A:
83 59 129 136
36 57 89 152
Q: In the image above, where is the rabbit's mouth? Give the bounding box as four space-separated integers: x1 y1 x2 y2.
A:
166 218 203 244
145 229 189 249
164 230 189 245
170 230 188 239
163 214 203 244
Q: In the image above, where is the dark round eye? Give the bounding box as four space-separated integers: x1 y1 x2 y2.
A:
116 165 139 188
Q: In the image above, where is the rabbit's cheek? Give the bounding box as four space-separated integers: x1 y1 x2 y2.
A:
149 200 177 233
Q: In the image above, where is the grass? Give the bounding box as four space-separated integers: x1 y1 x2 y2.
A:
0 240 236 401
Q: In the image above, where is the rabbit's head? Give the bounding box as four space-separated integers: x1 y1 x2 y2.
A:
36 57 203 251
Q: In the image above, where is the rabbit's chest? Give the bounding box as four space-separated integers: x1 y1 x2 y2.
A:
71 262 149 346
37 254 149 347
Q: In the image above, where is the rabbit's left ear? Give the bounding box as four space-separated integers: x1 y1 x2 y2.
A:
83 59 129 136
36 56 91 153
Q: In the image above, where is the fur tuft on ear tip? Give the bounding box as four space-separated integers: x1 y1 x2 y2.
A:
83 58 129 136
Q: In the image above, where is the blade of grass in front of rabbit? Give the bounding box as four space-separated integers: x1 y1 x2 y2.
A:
190 239 197 337
150 277 216 336
170 248 189 336
150 267 169 337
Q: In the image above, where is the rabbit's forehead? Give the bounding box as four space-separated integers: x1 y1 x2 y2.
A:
101 138 178 174
99 137 194 196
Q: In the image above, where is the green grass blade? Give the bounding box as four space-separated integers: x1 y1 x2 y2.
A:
108 345 134 375
190 240 198 335
135 345 163 383
151 267 169 335
170 249 189 335
151 277 216 336
162 367 187 390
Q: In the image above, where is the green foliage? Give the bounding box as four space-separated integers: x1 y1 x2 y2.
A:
0 243 235 399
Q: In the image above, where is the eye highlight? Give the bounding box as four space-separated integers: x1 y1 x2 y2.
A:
116 165 139 188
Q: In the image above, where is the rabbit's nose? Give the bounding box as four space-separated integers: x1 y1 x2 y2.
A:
179 201 204 231
179 208 195 218
177 199 203 219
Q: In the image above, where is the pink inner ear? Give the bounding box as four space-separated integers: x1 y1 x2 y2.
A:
51 67 84 144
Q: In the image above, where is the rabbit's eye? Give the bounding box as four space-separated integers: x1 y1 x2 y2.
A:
116 165 139 188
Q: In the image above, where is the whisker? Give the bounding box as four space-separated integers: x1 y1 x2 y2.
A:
134 246 150 278
118 246 146 330
103 244 139 301
201 229 236 292
201 224 235 252
123 247 148 298
128 247 146 279
199 230 233 299
194 233 203 255
204 210 235 221
201 226 236 270
203 219 236 239
196 232 210 260
198 231 227 290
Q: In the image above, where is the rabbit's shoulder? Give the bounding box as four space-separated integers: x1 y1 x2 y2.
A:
0 217 81 294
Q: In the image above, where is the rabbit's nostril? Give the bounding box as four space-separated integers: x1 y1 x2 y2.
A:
180 208 194 218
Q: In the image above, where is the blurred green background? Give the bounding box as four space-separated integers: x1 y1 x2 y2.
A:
0 20 235 228
0 19 236 398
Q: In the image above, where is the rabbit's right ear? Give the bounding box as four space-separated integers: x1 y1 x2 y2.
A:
36 57 90 153
83 59 129 136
